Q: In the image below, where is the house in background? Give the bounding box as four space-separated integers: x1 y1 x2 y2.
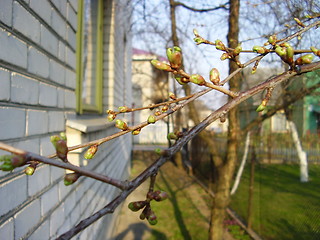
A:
132 48 171 145
0 1 132 239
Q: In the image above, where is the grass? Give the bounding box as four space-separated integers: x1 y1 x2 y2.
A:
230 164 320 240
130 158 211 240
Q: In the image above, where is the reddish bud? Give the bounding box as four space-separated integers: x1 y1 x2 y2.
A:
295 54 314 65
169 92 177 100
190 74 206 86
161 105 169 112
84 145 98 159
128 201 147 212
64 173 80 186
174 76 188 85
11 154 26 167
147 210 158 225
56 140 68 161
150 190 168 201
209 68 220 85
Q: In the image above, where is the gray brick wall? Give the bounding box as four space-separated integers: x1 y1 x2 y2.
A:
0 0 132 239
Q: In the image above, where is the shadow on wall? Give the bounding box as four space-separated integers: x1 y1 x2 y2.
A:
111 222 167 240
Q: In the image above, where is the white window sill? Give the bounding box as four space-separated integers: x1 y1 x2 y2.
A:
66 116 113 133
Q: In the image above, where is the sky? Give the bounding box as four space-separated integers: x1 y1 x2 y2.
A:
130 0 320 109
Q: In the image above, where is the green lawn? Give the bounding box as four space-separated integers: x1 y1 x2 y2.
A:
230 164 320 240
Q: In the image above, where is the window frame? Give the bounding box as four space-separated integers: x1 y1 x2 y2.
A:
76 0 104 114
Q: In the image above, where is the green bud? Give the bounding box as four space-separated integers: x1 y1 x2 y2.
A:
209 68 220 85
215 39 225 50
233 44 242 55
84 145 98 159
295 54 314 65
115 119 128 131
128 201 147 212
132 128 141 135
194 37 204 45
25 165 35 175
166 46 182 69
154 148 163 156
0 163 14 171
253 46 267 54
107 113 116 122
220 53 230 61
60 132 67 141
275 45 286 57
268 35 277 44
64 173 80 186
174 76 188 85
167 132 178 140
189 74 206 86
147 115 156 124
151 60 172 71
310 47 320 57
147 210 158 225
50 135 61 148
256 103 266 112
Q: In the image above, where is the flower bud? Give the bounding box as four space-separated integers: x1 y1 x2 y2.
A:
275 45 286 57
174 76 188 85
56 140 68 161
147 210 158 225
268 35 277 44
84 145 98 159
128 201 147 212
11 154 26 167
118 106 131 113
64 173 80 186
151 190 168 201
253 46 267 54
25 165 36 175
154 148 164 156
115 119 128 131
220 53 231 61
166 46 182 69
311 47 320 57
60 132 67 141
147 115 156 124
295 54 314 65
194 37 205 45
209 68 220 85
169 92 177 100
107 113 116 122
162 105 169 112
215 39 225 50
167 132 178 140
50 135 61 148
151 60 172 72
256 100 267 112
233 44 242 56
190 74 206 86
132 128 141 135
155 111 161 116
0 163 14 171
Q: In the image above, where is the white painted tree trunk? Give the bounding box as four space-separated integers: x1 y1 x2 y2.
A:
288 120 309 182
231 131 251 195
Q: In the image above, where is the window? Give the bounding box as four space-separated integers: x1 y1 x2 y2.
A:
76 0 104 114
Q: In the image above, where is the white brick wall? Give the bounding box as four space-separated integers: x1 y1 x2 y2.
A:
0 1 133 239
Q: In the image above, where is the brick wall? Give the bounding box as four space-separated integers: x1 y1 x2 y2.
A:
0 0 132 239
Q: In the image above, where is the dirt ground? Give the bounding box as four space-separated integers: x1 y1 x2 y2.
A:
108 151 235 240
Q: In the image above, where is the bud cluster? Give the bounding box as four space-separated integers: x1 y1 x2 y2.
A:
50 132 68 162
166 46 182 69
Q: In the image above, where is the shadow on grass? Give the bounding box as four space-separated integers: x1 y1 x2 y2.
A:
112 222 167 240
158 170 193 240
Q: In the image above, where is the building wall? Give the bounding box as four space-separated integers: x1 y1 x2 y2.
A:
0 0 132 239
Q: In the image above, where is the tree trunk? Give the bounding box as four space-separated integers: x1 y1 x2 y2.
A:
288 120 309 182
209 0 240 239
247 140 256 229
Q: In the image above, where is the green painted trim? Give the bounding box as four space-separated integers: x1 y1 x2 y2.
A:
76 0 84 114
76 0 104 114
95 0 104 114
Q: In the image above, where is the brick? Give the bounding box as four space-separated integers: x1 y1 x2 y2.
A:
51 10 66 39
50 60 65 85
0 175 27 217
14 199 41 239
51 0 67 18
65 47 76 69
0 0 13 26
0 68 10 100
48 111 65 132
28 165 50 196
50 204 65 236
50 165 65 184
0 29 28 69
28 47 50 78
65 68 76 89
39 83 58 107
66 26 76 50
64 90 76 109
13 2 41 43
68 0 78 12
0 218 14 240
12 138 40 155
41 26 59 57
39 136 54 156
67 3 77 30
11 73 39 105
58 41 66 62
29 221 49 240
57 88 65 108
30 0 52 25
41 184 59 216
0 107 26 140
26 110 49 136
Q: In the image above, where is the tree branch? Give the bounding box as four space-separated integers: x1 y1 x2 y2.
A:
174 1 229 12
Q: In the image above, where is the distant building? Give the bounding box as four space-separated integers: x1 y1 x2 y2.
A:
132 48 171 145
0 1 132 239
